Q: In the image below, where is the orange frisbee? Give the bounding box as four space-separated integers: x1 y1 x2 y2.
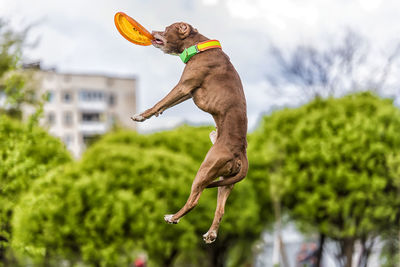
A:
114 12 154 46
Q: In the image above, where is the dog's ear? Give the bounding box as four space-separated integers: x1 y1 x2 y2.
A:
178 22 192 39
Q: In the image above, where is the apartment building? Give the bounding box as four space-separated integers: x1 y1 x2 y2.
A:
29 69 137 157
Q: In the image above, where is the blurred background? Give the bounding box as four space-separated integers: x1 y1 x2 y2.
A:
0 0 400 266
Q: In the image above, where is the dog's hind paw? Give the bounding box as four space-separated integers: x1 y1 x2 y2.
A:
203 230 217 244
164 214 180 224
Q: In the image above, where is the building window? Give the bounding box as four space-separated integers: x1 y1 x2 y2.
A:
106 78 114 87
47 91 55 103
82 134 101 147
64 75 71 82
109 113 118 127
79 90 104 102
81 112 101 122
47 112 56 125
63 134 73 148
64 111 73 126
0 91 6 106
62 91 73 103
108 93 116 106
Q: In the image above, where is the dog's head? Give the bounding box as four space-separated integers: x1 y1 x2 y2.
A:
152 22 198 55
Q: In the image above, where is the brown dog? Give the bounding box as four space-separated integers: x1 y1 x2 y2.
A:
131 22 248 243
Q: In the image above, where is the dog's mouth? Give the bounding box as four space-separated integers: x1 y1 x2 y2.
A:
153 38 164 45
152 34 165 46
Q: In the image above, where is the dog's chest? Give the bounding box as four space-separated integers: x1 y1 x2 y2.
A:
192 87 212 112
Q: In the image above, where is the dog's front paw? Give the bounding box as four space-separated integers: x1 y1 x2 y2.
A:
131 114 146 122
203 230 217 244
164 214 180 224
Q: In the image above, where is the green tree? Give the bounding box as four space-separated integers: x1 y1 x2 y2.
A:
249 92 400 266
101 125 214 162
0 20 37 119
100 126 264 267
0 20 24 77
13 145 200 267
380 153 400 267
12 125 264 267
379 228 399 267
0 115 71 265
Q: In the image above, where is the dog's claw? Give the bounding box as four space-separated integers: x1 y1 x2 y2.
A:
131 114 145 122
203 230 217 244
164 214 180 224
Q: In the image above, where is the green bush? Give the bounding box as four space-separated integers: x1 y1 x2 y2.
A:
12 125 263 267
0 115 71 263
249 92 400 264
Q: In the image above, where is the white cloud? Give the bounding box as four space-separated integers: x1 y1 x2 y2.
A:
1 0 400 132
358 0 383 11
226 0 260 19
202 0 219 6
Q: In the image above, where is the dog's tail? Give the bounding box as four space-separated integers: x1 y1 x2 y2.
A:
206 154 248 188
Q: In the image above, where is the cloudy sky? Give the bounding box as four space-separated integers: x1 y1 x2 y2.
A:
1 0 400 132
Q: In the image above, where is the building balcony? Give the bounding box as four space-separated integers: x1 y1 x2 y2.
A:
79 121 109 134
78 101 107 111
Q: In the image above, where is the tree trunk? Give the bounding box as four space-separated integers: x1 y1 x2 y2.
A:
316 233 325 267
43 249 52 267
357 236 375 267
279 236 289 267
335 238 355 267
206 239 229 267
0 248 5 267
272 199 289 267
0 235 7 266
0 247 4 264
343 238 355 267
163 248 178 267
272 232 280 266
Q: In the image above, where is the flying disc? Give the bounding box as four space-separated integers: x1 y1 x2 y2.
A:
114 12 154 46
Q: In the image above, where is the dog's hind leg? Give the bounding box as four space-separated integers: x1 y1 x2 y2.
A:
203 181 234 243
202 128 233 243
164 145 234 224
164 167 209 224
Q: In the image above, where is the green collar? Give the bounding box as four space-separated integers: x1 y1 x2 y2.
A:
179 40 222 64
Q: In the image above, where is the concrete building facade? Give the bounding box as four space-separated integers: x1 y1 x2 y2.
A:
31 70 137 157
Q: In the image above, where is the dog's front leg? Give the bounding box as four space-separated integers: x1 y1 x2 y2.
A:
131 83 192 122
158 94 192 114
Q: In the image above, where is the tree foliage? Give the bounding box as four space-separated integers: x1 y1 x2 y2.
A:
102 126 264 266
0 19 38 119
0 115 71 264
13 146 199 267
0 20 24 77
249 92 400 266
12 125 264 267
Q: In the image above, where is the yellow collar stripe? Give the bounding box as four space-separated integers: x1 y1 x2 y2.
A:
197 40 222 51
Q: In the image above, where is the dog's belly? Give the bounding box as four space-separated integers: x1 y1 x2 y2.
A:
192 87 234 114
